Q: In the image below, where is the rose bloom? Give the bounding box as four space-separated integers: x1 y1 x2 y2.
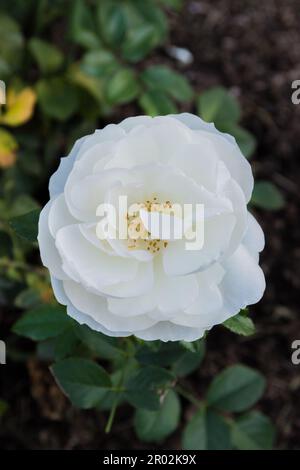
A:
38 114 265 342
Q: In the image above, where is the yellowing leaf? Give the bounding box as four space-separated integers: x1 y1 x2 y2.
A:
0 87 36 126
40 286 55 304
0 128 18 168
0 80 5 104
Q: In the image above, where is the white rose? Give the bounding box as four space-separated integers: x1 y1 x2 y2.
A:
38 114 265 342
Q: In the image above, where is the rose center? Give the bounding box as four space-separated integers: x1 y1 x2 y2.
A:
126 197 173 254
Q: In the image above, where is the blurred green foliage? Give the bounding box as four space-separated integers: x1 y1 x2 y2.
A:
0 398 8 417
0 0 279 448
197 86 255 158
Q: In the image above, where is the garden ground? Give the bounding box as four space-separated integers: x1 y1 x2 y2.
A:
0 0 299 449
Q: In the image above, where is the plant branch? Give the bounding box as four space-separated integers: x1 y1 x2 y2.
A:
105 340 133 434
175 384 202 408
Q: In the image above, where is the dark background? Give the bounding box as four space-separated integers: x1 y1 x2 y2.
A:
0 0 300 449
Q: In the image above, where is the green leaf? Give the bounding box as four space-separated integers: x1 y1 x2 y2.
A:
122 25 157 62
0 128 18 168
12 305 72 340
0 58 10 78
74 30 102 50
28 38 64 74
134 390 180 442
97 360 138 411
251 181 285 210
232 411 276 450
0 399 8 417
68 64 104 104
180 340 203 353
38 332 80 363
125 366 175 411
74 324 124 360
8 194 40 218
14 288 41 309
139 90 177 116
159 0 183 9
223 313 255 336
9 208 40 242
81 50 119 78
182 406 232 450
207 364 266 412
230 125 256 158
172 342 205 377
141 66 193 102
197 86 241 128
128 365 175 392
0 13 24 78
97 0 126 47
69 0 101 49
131 0 168 44
51 358 111 409
0 230 12 258
183 407 208 451
54 328 80 361
137 342 186 367
136 340 204 376
37 338 56 361
106 68 140 105
36 77 79 121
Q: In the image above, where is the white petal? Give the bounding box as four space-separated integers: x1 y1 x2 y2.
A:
185 244 265 330
119 115 153 132
171 113 253 201
50 276 68 305
79 223 116 256
243 212 265 260
136 322 206 342
184 283 223 316
48 193 78 237
156 264 199 314
107 291 156 316
138 118 191 164
90 123 126 143
106 118 191 170
100 260 154 298
107 237 154 261
217 171 248 256
141 164 233 218
169 141 218 191
63 140 125 221
56 224 138 292
66 301 131 337
70 141 114 179
49 136 87 198
163 213 236 276
140 209 184 241
173 308 226 329
37 200 69 280
75 125 125 162
53 121 124 197
220 244 266 311
197 261 225 285
66 168 134 222
63 280 156 332
204 130 253 202
171 112 236 145
104 126 161 170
